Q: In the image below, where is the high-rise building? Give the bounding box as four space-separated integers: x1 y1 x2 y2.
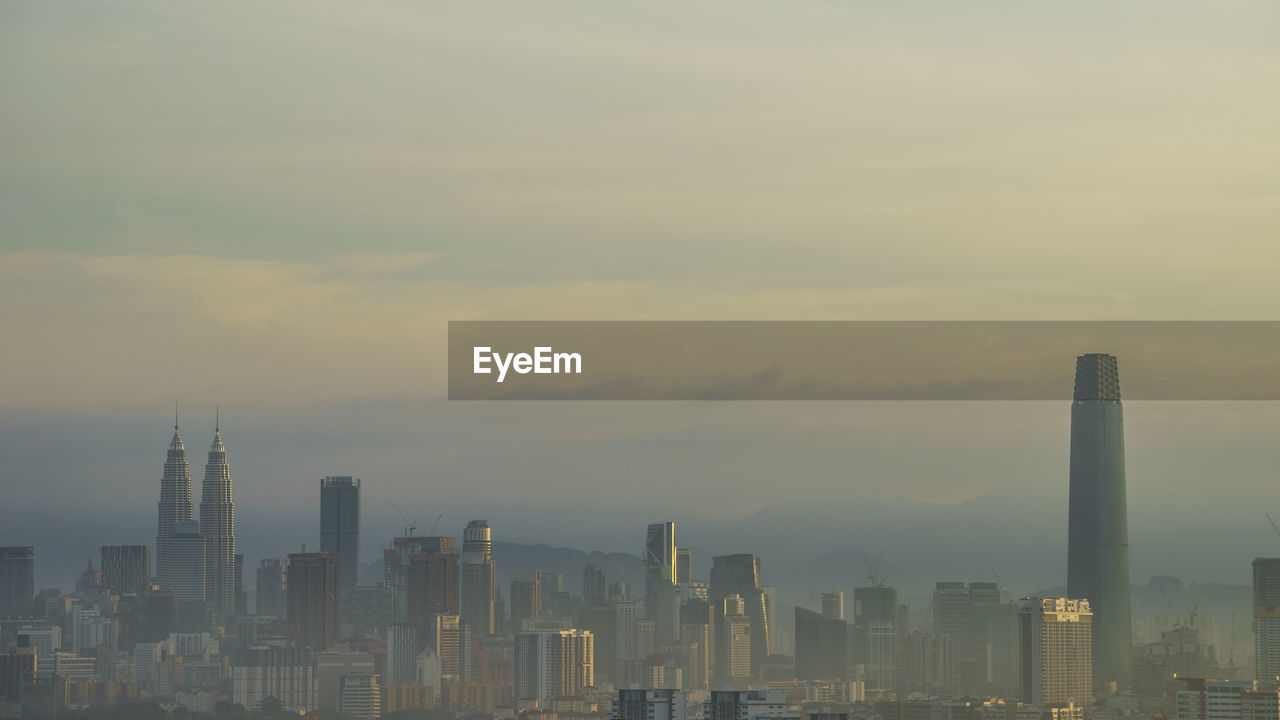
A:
795 606 847 681
583 564 607 605
930 581 1000 693
514 629 594 702
156 409 195 592
0 547 35 619
822 592 844 621
710 555 769 676
408 552 459 621
1253 558 1280 681
1067 353 1133 689
232 645 317 711
337 673 382 720
387 623 425 685
287 552 340 650
461 520 496 636
168 520 206 604
1019 597 1093 705
384 535 454 622
1174 677 1274 720
715 595 754 687
510 572 542 631
677 549 693 587
100 545 151 596
257 558 287 617
320 476 361 592
645 523 676 586
200 414 236 615
235 552 247 615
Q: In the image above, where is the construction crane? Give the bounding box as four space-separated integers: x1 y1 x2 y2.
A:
429 512 444 536
866 551 886 588
1267 513 1280 541
390 500 417 537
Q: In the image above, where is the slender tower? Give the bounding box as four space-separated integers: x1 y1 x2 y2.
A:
1067 353 1132 690
157 404 195 591
200 406 236 614
461 519 496 635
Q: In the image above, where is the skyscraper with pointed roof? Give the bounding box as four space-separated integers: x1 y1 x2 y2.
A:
1067 353 1133 690
157 404 195 592
200 407 237 615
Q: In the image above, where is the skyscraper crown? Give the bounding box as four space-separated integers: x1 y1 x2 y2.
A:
1073 353 1121 401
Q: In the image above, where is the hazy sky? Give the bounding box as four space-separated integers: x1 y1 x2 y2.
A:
2 1 1280 596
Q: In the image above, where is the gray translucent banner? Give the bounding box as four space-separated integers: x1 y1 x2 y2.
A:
447 321 1280 400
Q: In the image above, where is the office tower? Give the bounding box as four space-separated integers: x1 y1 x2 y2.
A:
972 601 1021 696
426 613 465 678
710 555 769 676
257 558 287 617
1253 558 1280 681
822 592 844 621
931 581 1002 693
338 673 382 720
156 410 195 592
408 551 460 621
100 545 151 596
795 606 848 680
388 623 425 685
168 519 206 603
1067 353 1133 689
1020 598 1093 705
677 549 693 587
287 552 340 650
615 688 688 720
716 595 754 687
680 598 714 690
583 564 607 604
514 629 594 702
384 535 454 622
0 547 35 618
199 414 236 615
511 572 542 631
461 520 496 636
316 650 377 710
646 523 677 585
320 476 361 591
232 645 317 711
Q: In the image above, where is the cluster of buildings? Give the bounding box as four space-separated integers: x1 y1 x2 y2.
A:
1 354 1279 720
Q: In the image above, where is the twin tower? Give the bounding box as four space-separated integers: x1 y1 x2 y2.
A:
155 407 237 615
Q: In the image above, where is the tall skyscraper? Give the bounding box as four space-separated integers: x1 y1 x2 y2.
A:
287 552 340 650
1067 353 1133 689
514 629 594 702
461 520 496 636
257 558 287 618
320 476 361 591
710 555 769 676
200 412 236 614
1252 558 1280 681
0 547 34 618
645 522 677 585
100 545 151 596
156 408 195 592
676 549 693 587
407 551 460 621
1020 597 1093 705
795 605 848 680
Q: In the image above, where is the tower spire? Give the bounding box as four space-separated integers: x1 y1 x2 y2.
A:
216 404 220 433
175 401 179 430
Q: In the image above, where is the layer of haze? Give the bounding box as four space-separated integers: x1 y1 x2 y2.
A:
2 1 1280 602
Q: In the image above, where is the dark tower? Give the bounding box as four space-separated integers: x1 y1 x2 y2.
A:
1067 353 1132 689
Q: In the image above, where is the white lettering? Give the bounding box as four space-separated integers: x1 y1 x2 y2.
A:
472 346 583 383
